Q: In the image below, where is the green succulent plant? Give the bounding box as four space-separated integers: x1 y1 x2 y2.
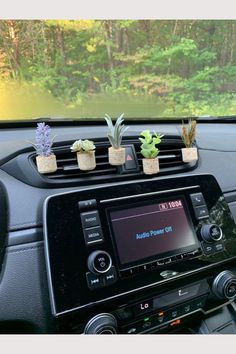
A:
139 130 164 159
70 139 96 153
105 113 129 149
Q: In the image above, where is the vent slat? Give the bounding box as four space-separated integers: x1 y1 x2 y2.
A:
63 161 111 171
47 167 117 179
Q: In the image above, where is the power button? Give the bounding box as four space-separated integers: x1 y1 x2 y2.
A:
87 250 112 274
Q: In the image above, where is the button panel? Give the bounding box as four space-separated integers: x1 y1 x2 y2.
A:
120 249 201 278
80 207 104 246
202 241 225 255
120 296 207 334
86 266 118 290
190 192 209 220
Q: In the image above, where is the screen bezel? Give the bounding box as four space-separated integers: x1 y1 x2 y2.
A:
106 194 200 271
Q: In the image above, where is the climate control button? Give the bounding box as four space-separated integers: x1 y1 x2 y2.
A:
200 224 223 243
87 250 112 274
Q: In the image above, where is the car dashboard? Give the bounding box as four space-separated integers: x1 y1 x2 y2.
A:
1 121 236 334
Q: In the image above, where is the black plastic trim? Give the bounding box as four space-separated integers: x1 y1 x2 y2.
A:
7 228 43 247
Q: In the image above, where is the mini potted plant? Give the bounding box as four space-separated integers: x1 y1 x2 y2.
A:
139 130 163 175
33 122 57 174
105 113 129 166
70 139 96 171
181 118 198 163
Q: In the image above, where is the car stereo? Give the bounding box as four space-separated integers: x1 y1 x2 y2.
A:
43 173 236 333
107 196 200 271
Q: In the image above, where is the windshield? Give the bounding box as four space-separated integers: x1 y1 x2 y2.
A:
1 19 236 121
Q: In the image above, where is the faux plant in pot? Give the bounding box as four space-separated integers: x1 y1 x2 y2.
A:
105 113 129 166
139 130 164 175
33 122 57 174
181 119 198 163
71 139 96 171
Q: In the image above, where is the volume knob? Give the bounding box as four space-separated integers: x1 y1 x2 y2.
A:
87 250 112 274
200 224 222 243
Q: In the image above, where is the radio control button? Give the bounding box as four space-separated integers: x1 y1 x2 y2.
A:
81 211 100 228
190 193 206 207
202 242 215 255
87 250 112 274
194 205 209 220
78 199 97 211
94 253 111 273
138 264 151 272
213 242 225 252
84 226 104 245
156 259 165 266
103 266 117 286
125 268 137 277
86 272 104 290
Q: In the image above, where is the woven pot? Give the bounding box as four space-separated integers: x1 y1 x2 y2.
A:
36 154 57 174
77 151 96 171
142 157 160 175
182 147 198 163
108 147 126 166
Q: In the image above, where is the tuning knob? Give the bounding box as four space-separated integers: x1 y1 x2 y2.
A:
200 224 223 243
212 270 236 299
87 250 112 274
84 313 117 334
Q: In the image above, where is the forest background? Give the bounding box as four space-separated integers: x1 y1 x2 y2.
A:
0 20 236 119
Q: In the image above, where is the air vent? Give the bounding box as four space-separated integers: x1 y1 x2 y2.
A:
33 136 197 186
39 143 117 181
1 136 198 188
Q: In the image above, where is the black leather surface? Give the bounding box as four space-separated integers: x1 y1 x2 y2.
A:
0 241 53 333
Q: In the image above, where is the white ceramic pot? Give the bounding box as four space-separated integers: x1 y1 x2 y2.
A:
108 147 126 166
77 151 96 171
182 147 198 163
142 157 160 175
36 154 57 174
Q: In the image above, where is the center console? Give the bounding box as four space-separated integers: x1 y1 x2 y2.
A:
43 174 236 333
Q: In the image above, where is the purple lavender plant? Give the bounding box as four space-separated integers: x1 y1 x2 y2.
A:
35 122 54 157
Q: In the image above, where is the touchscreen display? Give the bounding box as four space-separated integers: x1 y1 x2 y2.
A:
109 198 197 266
